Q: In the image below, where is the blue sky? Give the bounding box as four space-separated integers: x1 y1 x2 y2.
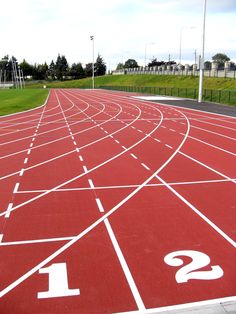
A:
0 0 235 69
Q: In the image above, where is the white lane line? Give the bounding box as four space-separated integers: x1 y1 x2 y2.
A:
156 174 236 248
180 151 236 184
30 143 33 148
88 179 95 189
5 203 13 218
24 158 28 164
115 140 120 144
154 138 161 143
83 165 88 173
0 236 75 246
0 234 3 242
19 169 24 177
13 183 20 194
141 163 150 171
95 198 105 213
170 129 176 132
79 155 83 162
27 149 31 155
122 145 126 150
131 153 138 159
104 218 146 311
165 144 173 149
76 148 80 153
73 141 77 146
72 136 75 140
95 197 146 310
32 138 36 142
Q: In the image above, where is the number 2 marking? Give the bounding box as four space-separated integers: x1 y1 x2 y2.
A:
164 250 224 283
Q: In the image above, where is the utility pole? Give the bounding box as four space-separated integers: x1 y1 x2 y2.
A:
198 0 207 103
90 35 95 89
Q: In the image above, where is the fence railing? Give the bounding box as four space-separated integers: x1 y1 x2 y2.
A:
101 85 236 106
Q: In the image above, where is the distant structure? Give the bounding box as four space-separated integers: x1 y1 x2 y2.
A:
0 58 24 89
112 61 236 79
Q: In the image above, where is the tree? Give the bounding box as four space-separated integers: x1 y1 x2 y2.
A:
212 53 230 69
116 63 124 70
85 63 93 77
55 54 69 80
124 59 139 68
48 60 56 80
69 62 85 79
19 59 33 78
95 54 106 76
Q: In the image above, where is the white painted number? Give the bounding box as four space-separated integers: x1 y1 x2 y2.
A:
37 263 80 299
164 250 224 283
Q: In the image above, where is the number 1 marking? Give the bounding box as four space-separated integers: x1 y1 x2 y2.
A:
164 250 224 283
37 263 80 299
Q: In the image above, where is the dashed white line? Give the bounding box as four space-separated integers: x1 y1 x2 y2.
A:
24 158 28 164
115 140 120 144
131 153 138 159
141 163 150 171
76 148 80 153
165 144 173 149
5 203 13 218
83 165 88 173
27 149 31 155
88 179 95 189
0 234 3 242
79 155 83 162
30 143 33 148
154 138 161 143
32 138 36 142
170 129 176 132
13 183 20 194
122 146 126 150
73 141 77 146
95 198 105 213
19 169 24 177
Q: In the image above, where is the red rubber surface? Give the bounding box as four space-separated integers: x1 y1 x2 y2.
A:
0 89 235 313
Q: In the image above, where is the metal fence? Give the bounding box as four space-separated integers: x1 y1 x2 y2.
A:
101 85 236 106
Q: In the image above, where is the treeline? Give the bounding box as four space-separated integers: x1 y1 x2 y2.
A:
0 54 106 81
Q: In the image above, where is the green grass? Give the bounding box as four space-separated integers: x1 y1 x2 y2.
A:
0 89 49 116
26 74 236 90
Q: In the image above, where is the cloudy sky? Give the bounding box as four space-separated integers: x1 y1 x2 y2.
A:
0 0 235 69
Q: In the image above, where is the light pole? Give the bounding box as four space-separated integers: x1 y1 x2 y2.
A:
90 35 95 89
198 0 207 103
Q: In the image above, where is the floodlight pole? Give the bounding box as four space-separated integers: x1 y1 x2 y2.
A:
90 35 95 89
198 0 207 103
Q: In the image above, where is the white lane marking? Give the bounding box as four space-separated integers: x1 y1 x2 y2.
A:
0 234 3 242
13 183 20 194
30 143 33 148
141 163 150 171
19 169 24 177
156 174 236 248
88 179 95 189
180 151 236 184
154 138 161 143
32 138 36 142
104 218 146 311
131 153 138 159
95 198 105 213
165 144 173 149
115 140 120 144
170 129 176 132
76 148 80 153
5 203 13 218
192 124 236 141
122 146 126 150
16 178 236 194
24 158 28 164
73 141 77 146
27 149 31 155
79 155 83 162
72 136 75 140
83 165 88 173
0 108 185 298
0 236 75 246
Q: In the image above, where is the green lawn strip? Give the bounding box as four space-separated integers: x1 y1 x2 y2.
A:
0 89 49 116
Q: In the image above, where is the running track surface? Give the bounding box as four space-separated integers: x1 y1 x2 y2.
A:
0 89 235 313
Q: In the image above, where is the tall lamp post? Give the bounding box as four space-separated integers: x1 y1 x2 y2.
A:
198 0 207 102
90 35 95 89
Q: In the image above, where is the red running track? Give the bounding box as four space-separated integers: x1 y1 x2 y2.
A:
0 89 235 313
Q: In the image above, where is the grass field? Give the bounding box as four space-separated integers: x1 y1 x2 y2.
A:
0 89 49 116
26 74 236 90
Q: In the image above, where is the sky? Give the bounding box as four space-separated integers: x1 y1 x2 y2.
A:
0 0 236 70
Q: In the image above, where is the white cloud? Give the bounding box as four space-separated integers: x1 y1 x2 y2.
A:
0 0 235 68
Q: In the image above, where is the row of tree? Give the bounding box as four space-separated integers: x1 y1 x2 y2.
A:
116 53 235 70
0 54 107 81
